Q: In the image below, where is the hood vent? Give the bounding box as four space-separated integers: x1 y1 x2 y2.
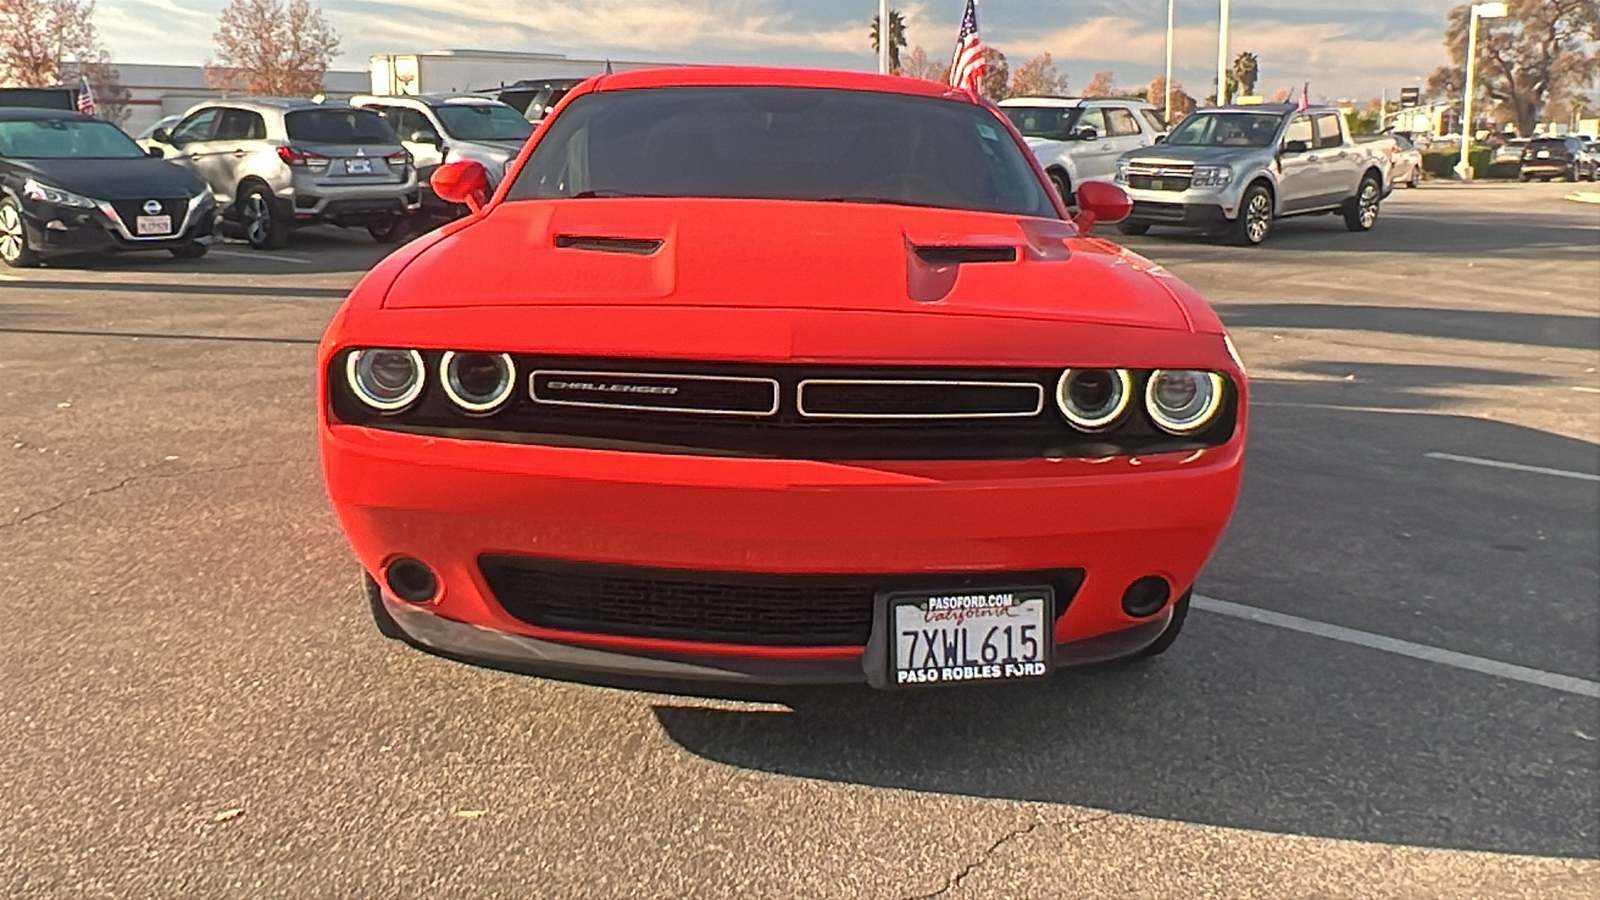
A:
554 234 665 255
913 245 1017 266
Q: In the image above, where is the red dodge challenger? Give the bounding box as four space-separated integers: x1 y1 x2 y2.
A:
319 67 1248 688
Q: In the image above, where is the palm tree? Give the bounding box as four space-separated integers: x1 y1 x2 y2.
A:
1231 51 1260 99
870 9 908 74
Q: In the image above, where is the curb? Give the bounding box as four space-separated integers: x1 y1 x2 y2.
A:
1563 191 1600 204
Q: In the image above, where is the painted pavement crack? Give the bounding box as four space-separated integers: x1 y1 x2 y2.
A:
0 459 307 531
903 811 1116 900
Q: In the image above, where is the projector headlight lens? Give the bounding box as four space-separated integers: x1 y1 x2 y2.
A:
347 348 425 412
1056 368 1133 431
1146 369 1225 434
441 351 515 414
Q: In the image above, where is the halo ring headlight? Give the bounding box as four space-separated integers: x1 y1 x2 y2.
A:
1056 368 1133 431
441 351 516 414
346 348 425 412
1145 369 1225 434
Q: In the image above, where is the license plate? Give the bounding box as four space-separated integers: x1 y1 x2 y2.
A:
1537 150 1550 158
135 215 171 236
1150 178 1165 190
346 158 372 174
889 587 1051 686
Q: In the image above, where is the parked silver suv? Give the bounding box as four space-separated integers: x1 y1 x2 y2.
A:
351 94 532 222
143 99 420 248
997 97 1167 202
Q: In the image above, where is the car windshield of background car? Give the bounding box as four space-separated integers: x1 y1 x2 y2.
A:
285 109 397 145
508 86 1058 218
1165 112 1283 148
1000 105 1083 141
434 104 534 142
0 118 147 159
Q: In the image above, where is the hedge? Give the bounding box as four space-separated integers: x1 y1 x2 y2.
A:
1421 146 1520 180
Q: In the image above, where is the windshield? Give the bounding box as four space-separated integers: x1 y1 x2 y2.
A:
1001 106 1082 141
434 104 533 142
1165 112 1284 148
285 109 396 145
508 86 1057 218
0 118 146 159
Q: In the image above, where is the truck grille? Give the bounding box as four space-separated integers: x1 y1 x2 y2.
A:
1126 162 1194 192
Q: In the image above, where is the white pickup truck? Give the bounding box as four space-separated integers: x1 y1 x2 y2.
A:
1113 104 1392 245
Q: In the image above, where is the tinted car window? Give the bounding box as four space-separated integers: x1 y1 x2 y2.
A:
214 108 265 141
1001 106 1080 140
170 109 217 144
1314 114 1343 149
1105 107 1142 137
1393 134 1414 151
509 87 1057 218
1139 108 1167 133
434 104 533 142
1075 107 1107 138
285 109 396 145
1168 111 1283 148
0 117 147 158
1525 139 1572 157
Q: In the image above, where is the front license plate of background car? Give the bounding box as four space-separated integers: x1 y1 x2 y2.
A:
135 215 171 236
346 158 372 174
891 587 1051 686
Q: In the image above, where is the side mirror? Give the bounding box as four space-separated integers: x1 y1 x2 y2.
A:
1072 181 1133 232
1282 139 1311 154
1075 127 1100 142
150 127 171 144
145 145 164 158
1153 133 1168 144
431 159 490 213
409 130 442 146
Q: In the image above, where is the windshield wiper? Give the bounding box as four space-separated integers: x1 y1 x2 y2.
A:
571 189 650 198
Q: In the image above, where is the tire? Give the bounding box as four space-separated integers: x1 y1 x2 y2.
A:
1407 168 1420 188
1519 174 1531 183
364 571 410 641
1225 182 1273 246
168 241 208 259
1565 166 1579 183
0 196 41 268
1048 170 1073 206
238 184 288 250
1342 174 1381 232
1137 589 1191 658
367 215 408 244
1115 221 1151 236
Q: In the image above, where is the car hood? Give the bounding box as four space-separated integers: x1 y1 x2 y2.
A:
1119 144 1266 166
10 157 208 201
384 198 1191 331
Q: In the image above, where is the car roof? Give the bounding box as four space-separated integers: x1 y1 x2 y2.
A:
591 66 974 103
998 97 1084 109
0 107 96 122
192 97 354 114
354 93 508 108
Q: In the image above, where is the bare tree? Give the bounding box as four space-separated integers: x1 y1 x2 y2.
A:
977 47 1009 101
0 0 98 86
900 45 947 82
1082 70 1118 98
1008 53 1068 97
1269 87 1291 103
1427 0 1600 136
207 0 341 97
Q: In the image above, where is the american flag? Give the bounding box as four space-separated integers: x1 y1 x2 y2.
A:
76 75 96 117
1295 81 1309 112
948 0 986 94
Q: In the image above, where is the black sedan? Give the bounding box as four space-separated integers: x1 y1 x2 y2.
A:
0 108 215 267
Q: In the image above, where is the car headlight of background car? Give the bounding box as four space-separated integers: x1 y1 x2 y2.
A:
22 178 97 209
1189 165 1234 188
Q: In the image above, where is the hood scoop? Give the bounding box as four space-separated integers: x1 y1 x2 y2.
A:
912 245 1018 266
554 234 665 256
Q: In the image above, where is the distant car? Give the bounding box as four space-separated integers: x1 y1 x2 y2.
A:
143 98 420 248
997 97 1167 202
490 78 586 123
1388 133 1423 188
1519 136 1595 182
134 114 181 143
0 107 214 267
351 94 532 221
1492 137 1529 164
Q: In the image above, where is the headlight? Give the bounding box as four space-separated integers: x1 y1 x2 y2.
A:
346 348 425 412
1145 369 1225 434
22 178 96 208
440 351 515 414
1190 165 1233 187
1056 368 1133 431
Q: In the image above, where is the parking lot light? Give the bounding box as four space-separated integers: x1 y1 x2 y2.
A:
1456 2 1508 180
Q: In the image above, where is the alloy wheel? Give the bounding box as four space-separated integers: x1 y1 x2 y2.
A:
243 194 271 246
0 204 23 262
1245 193 1271 244
1358 182 1379 228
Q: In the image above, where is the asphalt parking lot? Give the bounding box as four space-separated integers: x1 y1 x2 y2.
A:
2 182 1597 898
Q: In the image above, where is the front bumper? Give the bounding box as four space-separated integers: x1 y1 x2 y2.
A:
1120 182 1243 228
325 425 1244 684
22 198 214 255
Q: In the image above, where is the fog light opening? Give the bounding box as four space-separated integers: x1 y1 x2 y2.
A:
385 558 439 604
1121 576 1171 618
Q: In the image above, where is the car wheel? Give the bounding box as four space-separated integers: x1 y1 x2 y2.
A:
1115 221 1151 236
367 216 408 244
0 197 41 268
1048 170 1073 206
1226 183 1273 246
1136 589 1191 657
1407 168 1420 188
1519 173 1531 183
239 185 288 250
1342 174 1381 232
168 241 208 259
1565 167 1579 182
364 571 411 641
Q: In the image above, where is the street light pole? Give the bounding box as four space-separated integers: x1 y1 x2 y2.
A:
1215 0 1231 106
879 0 890 75
1165 0 1176 123
1456 2 1508 179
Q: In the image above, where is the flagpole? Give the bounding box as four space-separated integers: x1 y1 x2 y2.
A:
1215 0 1231 106
1164 0 1176 123
879 0 890 74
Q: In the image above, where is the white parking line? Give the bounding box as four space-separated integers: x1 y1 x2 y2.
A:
0 272 20 280
1425 451 1600 483
207 249 313 265
1194 595 1600 699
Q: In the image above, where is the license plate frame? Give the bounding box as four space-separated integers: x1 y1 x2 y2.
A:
135 214 171 236
873 585 1054 688
346 158 373 175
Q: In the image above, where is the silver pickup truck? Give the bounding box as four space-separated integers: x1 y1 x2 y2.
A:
1113 104 1391 245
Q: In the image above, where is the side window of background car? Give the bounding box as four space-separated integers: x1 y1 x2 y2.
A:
1105 108 1142 138
1075 108 1107 139
1282 116 1313 150
397 110 434 141
1139 108 1167 134
170 109 218 146
213 109 265 141
1314 114 1343 150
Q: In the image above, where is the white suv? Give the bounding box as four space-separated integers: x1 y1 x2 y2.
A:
998 97 1167 203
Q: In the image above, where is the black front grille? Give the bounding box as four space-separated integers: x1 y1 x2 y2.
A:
797 379 1042 419
1128 175 1192 192
480 556 1085 647
109 197 185 234
1131 201 1188 222
532 369 777 416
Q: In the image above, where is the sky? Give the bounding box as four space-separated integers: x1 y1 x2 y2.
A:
93 0 1462 102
